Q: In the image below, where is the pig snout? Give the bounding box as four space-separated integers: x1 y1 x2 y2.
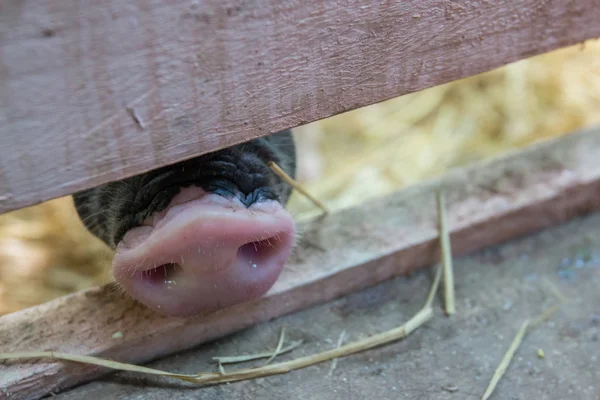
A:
72 131 297 317
113 187 295 317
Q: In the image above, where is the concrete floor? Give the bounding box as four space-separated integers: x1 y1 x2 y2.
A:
56 212 600 400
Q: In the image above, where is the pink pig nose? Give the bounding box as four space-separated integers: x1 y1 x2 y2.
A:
112 188 296 317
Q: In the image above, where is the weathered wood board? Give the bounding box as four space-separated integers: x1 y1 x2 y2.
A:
2 127 600 399
1 0 599 214
55 208 600 400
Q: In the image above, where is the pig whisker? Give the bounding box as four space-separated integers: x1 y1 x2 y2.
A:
129 256 149 278
129 263 142 278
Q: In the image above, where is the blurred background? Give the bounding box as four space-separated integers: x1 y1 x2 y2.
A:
1 41 599 315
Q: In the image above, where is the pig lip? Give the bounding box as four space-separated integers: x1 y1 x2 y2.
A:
111 190 296 317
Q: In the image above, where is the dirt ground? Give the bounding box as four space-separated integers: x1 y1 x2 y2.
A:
55 211 600 399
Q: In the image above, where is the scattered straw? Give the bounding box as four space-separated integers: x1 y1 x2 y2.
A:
481 319 530 400
0 265 441 386
268 161 329 216
480 300 562 399
542 278 569 304
437 191 456 315
425 264 443 309
0 308 433 385
212 340 303 365
530 303 561 329
263 327 287 366
328 330 347 376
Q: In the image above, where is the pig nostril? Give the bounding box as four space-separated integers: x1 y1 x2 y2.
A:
142 262 180 285
237 238 281 269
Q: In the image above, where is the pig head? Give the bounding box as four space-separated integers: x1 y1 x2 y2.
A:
73 131 297 317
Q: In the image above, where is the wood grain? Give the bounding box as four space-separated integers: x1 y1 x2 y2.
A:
2 128 600 399
1 0 599 214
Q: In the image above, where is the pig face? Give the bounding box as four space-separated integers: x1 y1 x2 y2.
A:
73 131 297 317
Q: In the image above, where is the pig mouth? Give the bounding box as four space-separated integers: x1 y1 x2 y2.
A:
112 186 296 317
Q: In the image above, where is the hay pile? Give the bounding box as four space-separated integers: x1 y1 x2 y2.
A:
1 42 599 315
0 198 112 314
288 41 600 217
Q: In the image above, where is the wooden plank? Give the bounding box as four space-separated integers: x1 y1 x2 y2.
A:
1 0 599 214
54 210 600 400
2 127 600 399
